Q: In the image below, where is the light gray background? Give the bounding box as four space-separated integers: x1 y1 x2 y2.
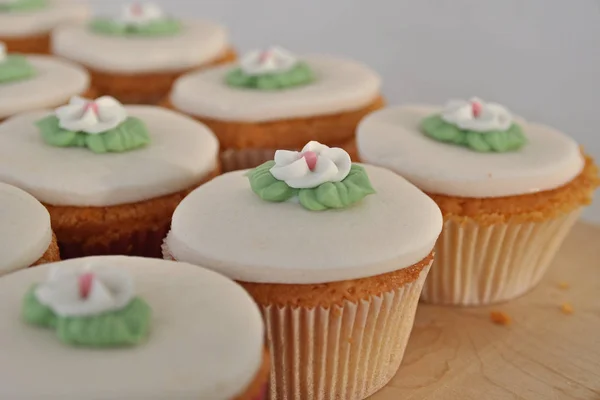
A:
91 0 600 223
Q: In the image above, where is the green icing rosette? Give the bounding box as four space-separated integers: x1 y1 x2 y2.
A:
247 141 375 211
89 17 182 37
22 268 151 347
421 115 526 153
37 115 151 154
226 62 314 91
23 287 151 347
226 47 314 90
421 98 527 153
0 0 48 12
0 55 36 83
37 96 151 154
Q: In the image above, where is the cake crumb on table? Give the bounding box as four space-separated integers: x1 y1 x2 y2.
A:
560 303 574 315
558 282 570 289
490 311 511 326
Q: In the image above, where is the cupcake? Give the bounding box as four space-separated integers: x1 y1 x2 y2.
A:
165 47 384 171
0 42 93 122
0 96 219 258
52 2 236 104
357 98 599 305
0 255 269 399
0 0 87 54
164 142 442 400
0 182 59 275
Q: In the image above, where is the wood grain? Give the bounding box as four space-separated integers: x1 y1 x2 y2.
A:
371 222 600 400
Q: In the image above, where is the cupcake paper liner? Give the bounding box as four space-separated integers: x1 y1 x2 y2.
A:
220 148 277 172
261 262 431 400
60 224 170 259
421 210 581 306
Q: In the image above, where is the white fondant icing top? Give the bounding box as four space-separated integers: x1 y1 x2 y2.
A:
0 55 90 119
0 106 219 206
357 105 585 198
0 182 51 275
165 164 442 284
0 256 265 400
0 0 88 37
170 55 382 122
52 20 229 73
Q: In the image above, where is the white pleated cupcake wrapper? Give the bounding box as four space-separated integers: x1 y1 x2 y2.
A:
421 210 581 306
162 240 174 260
262 262 431 400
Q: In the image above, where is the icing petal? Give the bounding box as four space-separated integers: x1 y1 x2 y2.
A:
121 2 164 25
94 95 124 109
0 42 6 63
35 276 80 311
95 268 135 310
284 156 338 189
55 96 128 135
55 104 84 124
270 46 297 70
441 97 513 132
240 46 299 76
319 147 352 182
69 96 88 107
33 266 135 318
301 140 330 155
273 149 301 166
60 108 100 133
270 157 309 182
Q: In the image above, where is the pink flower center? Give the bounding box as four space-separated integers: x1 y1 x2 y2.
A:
79 273 94 299
301 151 318 171
84 102 99 115
471 101 482 118
258 50 272 63
131 2 143 15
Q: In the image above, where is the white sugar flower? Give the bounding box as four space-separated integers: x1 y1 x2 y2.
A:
55 96 128 134
240 46 299 76
34 265 135 317
120 2 164 26
0 42 6 63
270 141 352 189
441 97 513 132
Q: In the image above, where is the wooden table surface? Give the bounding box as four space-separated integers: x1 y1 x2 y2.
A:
371 222 600 400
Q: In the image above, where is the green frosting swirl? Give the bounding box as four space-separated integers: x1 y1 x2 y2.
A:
421 114 527 152
0 55 36 83
0 0 47 12
226 62 314 90
247 161 375 211
89 18 182 37
22 286 151 347
36 115 151 154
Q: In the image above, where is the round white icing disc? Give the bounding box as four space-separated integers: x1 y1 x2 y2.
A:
52 20 229 73
170 55 382 122
0 0 88 37
0 182 51 275
0 106 219 206
166 164 442 284
0 256 265 400
357 105 585 198
0 55 90 119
